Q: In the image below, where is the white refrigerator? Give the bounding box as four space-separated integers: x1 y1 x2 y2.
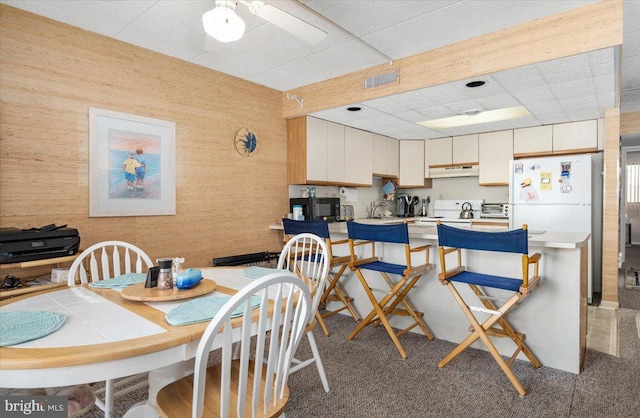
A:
509 153 602 303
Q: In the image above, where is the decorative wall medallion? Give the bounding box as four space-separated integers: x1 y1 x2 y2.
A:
235 128 258 157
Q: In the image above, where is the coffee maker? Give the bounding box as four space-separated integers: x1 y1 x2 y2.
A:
396 194 412 217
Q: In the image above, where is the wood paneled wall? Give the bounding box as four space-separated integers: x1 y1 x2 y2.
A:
621 111 640 136
602 108 621 307
0 5 287 270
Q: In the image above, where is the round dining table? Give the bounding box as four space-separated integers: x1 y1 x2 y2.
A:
0 267 264 417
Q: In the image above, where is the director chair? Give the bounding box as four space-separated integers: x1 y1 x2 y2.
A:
282 218 360 336
436 221 542 396
346 220 434 359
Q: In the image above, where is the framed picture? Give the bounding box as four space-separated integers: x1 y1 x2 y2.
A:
89 108 176 217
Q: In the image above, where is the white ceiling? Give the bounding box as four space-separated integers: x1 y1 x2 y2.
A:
2 0 638 140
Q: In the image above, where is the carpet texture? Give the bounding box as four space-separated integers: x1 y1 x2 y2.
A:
78 309 640 418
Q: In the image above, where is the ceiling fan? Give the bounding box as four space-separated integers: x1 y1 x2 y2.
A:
203 0 327 49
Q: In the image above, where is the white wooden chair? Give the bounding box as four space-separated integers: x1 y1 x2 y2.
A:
277 232 331 392
67 240 154 417
156 273 312 418
67 240 153 285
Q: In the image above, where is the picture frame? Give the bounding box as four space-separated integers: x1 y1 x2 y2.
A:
89 108 176 217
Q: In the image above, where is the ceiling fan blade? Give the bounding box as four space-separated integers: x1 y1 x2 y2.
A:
247 1 327 45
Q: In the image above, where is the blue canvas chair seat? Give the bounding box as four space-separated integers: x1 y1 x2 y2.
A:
436 222 542 396
357 261 407 276
346 220 434 359
282 219 360 336
449 271 523 292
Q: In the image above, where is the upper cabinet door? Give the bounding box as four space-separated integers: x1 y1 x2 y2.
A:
305 117 329 182
514 125 553 157
426 137 452 167
344 127 373 186
373 134 399 178
399 140 425 187
452 134 478 165
552 120 598 153
326 122 345 183
386 137 399 178
479 130 513 186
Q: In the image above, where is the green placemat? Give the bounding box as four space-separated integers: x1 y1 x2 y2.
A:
89 272 146 288
166 296 261 326
0 311 67 346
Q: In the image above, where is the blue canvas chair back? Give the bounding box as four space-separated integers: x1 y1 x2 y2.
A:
282 218 330 239
437 223 528 254
346 220 409 244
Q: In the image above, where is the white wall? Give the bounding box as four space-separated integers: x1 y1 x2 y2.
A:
289 177 508 218
402 177 509 217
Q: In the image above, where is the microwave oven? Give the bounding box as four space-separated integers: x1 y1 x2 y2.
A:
289 197 341 222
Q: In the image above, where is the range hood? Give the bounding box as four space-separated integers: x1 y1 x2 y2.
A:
429 165 479 178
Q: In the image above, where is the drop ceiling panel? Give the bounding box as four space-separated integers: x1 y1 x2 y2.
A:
307 0 459 38
249 39 383 90
115 1 212 63
3 0 156 37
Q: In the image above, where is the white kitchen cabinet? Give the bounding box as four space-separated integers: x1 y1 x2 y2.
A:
479 130 513 186
552 120 598 153
399 140 425 187
288 116 371 186
426 137 452 167
514 125 553 157
305 116 328 182
452 134 478 164
373 134 399 178
344 127 373 186
327 122 345 183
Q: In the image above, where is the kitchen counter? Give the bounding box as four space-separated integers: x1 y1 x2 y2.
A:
270 219 589 373
270 219 587 249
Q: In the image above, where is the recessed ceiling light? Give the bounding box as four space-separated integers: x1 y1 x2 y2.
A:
347 107 362 112
418 106 531 129
465 80 486 88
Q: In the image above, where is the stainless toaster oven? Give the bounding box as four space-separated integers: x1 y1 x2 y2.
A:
480 203 509 218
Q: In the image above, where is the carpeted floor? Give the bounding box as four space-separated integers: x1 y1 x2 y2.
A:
82 309 640 418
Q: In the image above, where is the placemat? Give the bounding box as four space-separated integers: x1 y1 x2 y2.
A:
89 273 146 288
242 266 290 280
0 311 67 346
165 296 261 326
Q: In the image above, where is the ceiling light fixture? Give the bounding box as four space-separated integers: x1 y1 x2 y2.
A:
347 107 362 112
202 1 246 43
418 106 531 130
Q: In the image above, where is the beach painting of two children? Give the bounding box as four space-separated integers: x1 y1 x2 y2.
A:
108 129 161 199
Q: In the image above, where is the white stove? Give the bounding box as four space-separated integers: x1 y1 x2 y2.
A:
413 200 483 227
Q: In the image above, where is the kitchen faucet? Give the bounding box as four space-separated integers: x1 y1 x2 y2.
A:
370 199 388 219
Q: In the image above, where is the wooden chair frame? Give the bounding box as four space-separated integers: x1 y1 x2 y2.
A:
277 232 331 393
282 219 359 337
156 273 312 418
346 221 434 359
436 222 542 396
67 240 154 417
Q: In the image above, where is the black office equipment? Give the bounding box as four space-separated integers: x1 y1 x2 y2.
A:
0 226 80 264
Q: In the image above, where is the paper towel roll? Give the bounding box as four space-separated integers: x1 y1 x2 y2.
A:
340 187 358 202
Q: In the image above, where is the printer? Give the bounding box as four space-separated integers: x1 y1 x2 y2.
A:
0 226 80 264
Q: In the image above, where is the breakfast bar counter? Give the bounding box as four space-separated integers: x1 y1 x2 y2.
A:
270 221 589 374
